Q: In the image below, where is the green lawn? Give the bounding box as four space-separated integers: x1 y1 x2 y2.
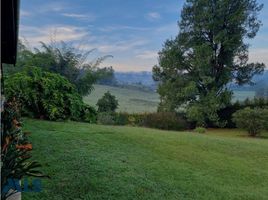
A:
23 119 268 200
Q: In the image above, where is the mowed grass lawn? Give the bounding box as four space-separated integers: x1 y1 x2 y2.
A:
23 119 268 200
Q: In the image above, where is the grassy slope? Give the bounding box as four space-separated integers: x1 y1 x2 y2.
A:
84 84 159 113
84 85 255 113
23 119 268 200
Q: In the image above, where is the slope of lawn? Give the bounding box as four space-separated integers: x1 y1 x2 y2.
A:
23 119 268 200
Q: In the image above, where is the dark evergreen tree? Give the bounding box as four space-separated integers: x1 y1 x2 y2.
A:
153 0 265 126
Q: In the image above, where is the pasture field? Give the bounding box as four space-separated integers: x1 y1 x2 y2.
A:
232 90 256 102
84 85 255 113
84 84 160 113
23 119 268 200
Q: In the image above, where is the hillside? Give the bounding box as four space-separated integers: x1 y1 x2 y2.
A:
84 85 256 113
24 119 268 200
114 70 268 92
84 84 160 113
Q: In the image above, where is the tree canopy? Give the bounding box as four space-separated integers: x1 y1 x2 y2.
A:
5 40 114 96
97 91 119 113
153 0 265 126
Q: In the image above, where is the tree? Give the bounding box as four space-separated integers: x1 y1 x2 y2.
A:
97 91 119 113
6 39 114 96
153 0 265 126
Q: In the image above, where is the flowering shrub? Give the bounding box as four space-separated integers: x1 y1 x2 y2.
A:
1 99 47 200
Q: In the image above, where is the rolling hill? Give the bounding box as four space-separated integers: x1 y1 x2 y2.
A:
84 84 160 113
84 85 257 113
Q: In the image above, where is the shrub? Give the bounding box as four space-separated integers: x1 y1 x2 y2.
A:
143 112 188 131
232 107 268 137
114 113 129 125
97 91 119 113
5 66 86 121
126 114 145 126
194 127 206 133
81 105 97 123
217 98 268 128
97 112 115 125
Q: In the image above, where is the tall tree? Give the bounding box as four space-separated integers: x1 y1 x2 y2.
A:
153 0 265 126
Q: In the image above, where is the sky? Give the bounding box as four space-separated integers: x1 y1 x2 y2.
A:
19 0 268 72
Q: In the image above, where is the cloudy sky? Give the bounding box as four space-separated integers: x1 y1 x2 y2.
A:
20 0 268 72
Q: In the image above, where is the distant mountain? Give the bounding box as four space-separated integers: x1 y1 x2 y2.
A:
252 70 268 85
113 70 268 92
114 71 155 86
230 70 268 91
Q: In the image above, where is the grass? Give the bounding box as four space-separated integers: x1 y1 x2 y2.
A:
23 119 268 200
84 85 255 113
84 84 159 113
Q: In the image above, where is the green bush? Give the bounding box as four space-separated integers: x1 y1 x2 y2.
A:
126 113 146 126
5 66 86 121
97 91 118 113
143 112 188 131
114 113 129 125
194 127 206 133
232 107 268 137
97 112 115 125
217 98 268 128
81 105 97 123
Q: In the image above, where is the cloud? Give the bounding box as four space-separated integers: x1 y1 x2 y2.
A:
136 50 158 59
98 25 150 32
248 48 268 67
96 40 149 53
20 25 89 47
146 12 161 20
38 2 68 13
62 13 96 21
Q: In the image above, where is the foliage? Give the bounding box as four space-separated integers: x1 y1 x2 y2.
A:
194 127 206 134
127 113 147 127
4 66 86 121
81 105 97 123
97 112 115 125
1 100 46 200
153 0 265 126
114 113 129 126
217 98 268 128
97 91 119 113
5 40 114 96
232 107 268 136
142 112 189 131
